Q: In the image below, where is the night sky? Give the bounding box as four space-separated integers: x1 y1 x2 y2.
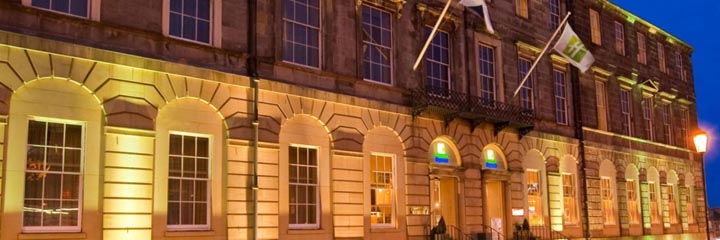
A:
610 0 720 207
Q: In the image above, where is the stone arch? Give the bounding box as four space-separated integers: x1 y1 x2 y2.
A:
523 149 547 225
153 97 226 236
429 135 462 166
278 114 333 238
481 143 508 170
647 166 660 184
4 77 104 238
362 126 406 233
667 170 679 185
559 154 577 175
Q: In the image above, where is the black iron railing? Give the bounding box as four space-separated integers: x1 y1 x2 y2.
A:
412 86 534 129
424 225 473 240
512 225 569 240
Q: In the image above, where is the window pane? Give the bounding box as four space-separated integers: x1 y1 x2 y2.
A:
169 179 181 201
51 0 70 13
181 179 194 201
170 13 182 37
25 174 44 199
170 0 182 12
169 156 182 177
69 0 88 17
42 200 61 226
23 200 43 226
181 202 194 224
28 120 46 145
183 157 196 178
44 173 62 199
32 0 51 8
183 0 197 16
195 180 208 201
197 20 210 44
61 174 80 199
182 16 197 40
64 149 81 172
168 202 180 225
60 200 79 226
47 123 64 146
194 202 207 224
197 0 210 20
183 137 196 156
196 158 208 179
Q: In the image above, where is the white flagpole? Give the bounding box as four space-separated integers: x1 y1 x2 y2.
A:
412 0 454 71
513 12 572 97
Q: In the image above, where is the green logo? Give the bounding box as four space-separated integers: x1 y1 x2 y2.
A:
562 36 588 62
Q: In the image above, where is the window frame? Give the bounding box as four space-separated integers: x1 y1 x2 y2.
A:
369 152 396 228
478 43 497 101
554 68 568 125
620 89 632 136
626 180 640 224
677 51 686 82
686 187 696 224
516 0 529 19
361 4 393 86
424 27 452 95
22 116 86 233
600 177 615 225
666 185 679 224
649 182 660 224
166 131 212 231
637 32 647 64
562 173 577 224
518 57 535 110
282 0 323 69
549 0 561 30
642 97 654 141
288 144 321 230
526 169 543 226
589 9 601 45
679 108 689 147
614 21 625 56
167 0 214 45
26 0 94 19
662 104 672 145
658 42 666 73
595 80 608 131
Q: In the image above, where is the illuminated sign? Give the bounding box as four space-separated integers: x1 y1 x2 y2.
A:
512 208 525 216
434 143 450 164
485 149 498 169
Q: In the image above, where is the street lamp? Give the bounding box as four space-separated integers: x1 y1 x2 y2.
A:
694 130 710 240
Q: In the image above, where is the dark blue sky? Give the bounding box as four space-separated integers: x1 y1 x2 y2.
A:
611 0 720 207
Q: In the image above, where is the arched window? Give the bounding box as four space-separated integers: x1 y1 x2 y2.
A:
625 164 641 224
429 137 460 166
482 145 507 170
685 173 696 224
599 160 616 225
647 167 661 224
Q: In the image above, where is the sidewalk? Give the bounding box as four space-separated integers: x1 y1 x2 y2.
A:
575 233 708 240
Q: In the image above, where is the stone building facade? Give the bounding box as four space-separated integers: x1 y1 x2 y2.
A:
0 0 705 239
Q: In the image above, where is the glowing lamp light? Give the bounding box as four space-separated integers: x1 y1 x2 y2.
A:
435 202 440 208
694 131 708 153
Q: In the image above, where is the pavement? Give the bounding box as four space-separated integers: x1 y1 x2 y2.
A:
574 233 710 240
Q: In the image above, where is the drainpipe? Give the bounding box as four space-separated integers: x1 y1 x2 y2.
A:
247 0 259 239
564 0 590 239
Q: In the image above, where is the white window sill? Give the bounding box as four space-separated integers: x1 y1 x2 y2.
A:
164 230 216 237
370 227 402 233
287 229 326 235
18 232 86 240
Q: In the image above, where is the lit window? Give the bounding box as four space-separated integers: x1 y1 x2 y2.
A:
642 97 654 141
666 185 678 224
478 44 496 101
283 0 321 68
370 154 394 227
614 21 625 56
526 170 543 225
516 0 529 18
650 182 660 224
562 173 576 224
595 80 608 131
554 69 568 125
549 0 561 29
662 105 672 145
600 177 615 225
362 6 392 84
289 146 319 229
620 89 632 136
658 42 666 73
425 28 451 95
686 187 696 224
167 134 210 229
637 33 647 64
31 0 89 18
23 120 83 231
589 9 601 45
518 58 534 110
169 0 212 44
626 180 640 224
